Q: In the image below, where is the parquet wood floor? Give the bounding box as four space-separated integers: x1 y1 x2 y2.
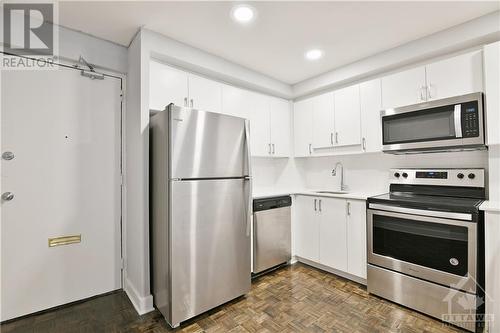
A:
1 263 466 333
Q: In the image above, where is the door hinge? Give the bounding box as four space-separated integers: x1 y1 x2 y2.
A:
120 257 125 269
120 174 124 186
120 89 124 102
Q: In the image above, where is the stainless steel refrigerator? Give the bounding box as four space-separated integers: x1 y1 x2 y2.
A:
150 104 252 328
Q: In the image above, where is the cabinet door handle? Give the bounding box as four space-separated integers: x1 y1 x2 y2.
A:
347 202 351 216
319 199 322 212
308 143 312 155
268 143 272 154
330 132 334 145
190 99 194 108
362 137 366 151
272 143 275 154
314 199 317 211
184 97 188 107
335 132 339 144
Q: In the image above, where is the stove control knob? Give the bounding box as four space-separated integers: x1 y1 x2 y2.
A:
394 172 400 178
402 172 408 178
457 173 464 179
468 173 475 179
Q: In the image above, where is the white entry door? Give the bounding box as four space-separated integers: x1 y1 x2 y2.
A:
1 64 122 321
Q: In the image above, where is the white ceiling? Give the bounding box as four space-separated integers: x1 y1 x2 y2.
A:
58 1 499 84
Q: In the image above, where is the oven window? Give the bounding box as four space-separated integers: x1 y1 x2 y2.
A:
373 214 468 276
383 108 456 145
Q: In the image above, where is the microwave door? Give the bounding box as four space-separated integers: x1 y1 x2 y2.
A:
381 92 485 153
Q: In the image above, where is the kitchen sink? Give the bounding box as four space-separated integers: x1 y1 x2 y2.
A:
314 190 349 195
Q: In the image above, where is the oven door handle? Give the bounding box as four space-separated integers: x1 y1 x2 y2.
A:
368 203 472 222
454 104 463 138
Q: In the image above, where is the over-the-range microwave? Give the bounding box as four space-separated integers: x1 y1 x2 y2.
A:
381 92 486 154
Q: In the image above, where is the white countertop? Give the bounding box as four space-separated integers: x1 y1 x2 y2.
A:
253 189 383 201
480 200 500 212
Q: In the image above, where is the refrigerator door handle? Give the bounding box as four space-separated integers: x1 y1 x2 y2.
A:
244 120 252 177
244 176 252 237
244 120 253 237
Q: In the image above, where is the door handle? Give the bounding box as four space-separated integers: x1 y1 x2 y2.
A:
190 99 194 108
272 143 275 155
268 143 272 154
362 137 366 151
335 132 339 144
2 192 14 201
244 176 252 237
184 97 188 107
319 199 322 212
347 202 351 216
308 143 312 155
314 198 317 211
330 132 334 145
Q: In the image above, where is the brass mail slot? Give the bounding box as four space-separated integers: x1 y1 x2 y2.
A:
48 235 81 247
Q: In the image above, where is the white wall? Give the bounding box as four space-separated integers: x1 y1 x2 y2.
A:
124 32 154 314
257 150 489 195
58 25 128 73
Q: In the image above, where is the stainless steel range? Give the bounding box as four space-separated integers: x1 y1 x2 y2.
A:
367 168 485 332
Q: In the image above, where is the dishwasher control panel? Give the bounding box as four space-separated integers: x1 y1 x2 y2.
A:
253 196 292 212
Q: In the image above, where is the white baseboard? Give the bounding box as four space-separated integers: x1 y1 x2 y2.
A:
124 277 154 315
295 256 367 286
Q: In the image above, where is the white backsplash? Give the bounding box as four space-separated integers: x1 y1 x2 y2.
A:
252 150 489 195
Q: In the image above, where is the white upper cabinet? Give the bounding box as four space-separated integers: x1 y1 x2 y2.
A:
269 98 291 157
346 200 367 279
360 79 383 153
221 84 251 118
381 65 426 109
247 92 271 157
381 50 484 109
149 61 188 110
293 99 314 157
425 50 483 101
484 42 500 146
334 85 361 147
312 92 335 148
188 74 222 113
319 197 348 272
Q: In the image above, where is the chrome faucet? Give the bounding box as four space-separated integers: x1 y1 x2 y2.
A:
332 162 347 191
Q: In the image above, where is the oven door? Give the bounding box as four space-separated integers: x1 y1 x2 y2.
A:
367 208 477 292
381 93 484 152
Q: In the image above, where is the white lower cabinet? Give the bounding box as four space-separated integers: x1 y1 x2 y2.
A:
294 195 320 261
319 198 348 271
294 195 367 280
346 200 367 279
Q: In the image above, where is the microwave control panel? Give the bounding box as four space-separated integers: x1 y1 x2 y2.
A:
461 101 480 138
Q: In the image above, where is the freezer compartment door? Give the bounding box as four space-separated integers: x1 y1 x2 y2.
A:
170 106 249 179
170 178 251 324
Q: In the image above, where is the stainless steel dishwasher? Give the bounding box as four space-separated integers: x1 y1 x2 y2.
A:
252 196 292 274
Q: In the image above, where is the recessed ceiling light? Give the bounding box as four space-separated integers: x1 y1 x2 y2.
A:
305 49 323 61
231 5 255 24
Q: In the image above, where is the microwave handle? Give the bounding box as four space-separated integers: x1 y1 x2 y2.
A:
454 105 463 138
